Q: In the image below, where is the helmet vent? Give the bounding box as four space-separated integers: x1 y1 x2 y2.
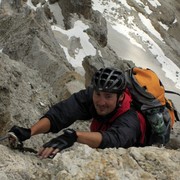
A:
92 68 127 93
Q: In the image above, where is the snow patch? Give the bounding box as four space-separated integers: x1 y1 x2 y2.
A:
158 21 169 30
52 20 96 67
173 18 177 24
147 0 161 8
138 13 163 41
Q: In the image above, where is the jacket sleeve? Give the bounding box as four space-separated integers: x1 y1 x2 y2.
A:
98 108 141 148
42 87 93 133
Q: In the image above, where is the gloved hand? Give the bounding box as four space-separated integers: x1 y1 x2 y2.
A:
43 129 77 151
9 125 31 142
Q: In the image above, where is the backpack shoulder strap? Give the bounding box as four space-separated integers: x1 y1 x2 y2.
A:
165 90 180 96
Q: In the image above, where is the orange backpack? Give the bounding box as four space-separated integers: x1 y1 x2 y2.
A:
125 67 179 145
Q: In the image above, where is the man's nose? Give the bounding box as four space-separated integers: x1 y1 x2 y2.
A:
97 96 106 105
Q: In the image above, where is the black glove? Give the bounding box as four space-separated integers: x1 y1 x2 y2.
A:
43 129 77 151
9 125 31 142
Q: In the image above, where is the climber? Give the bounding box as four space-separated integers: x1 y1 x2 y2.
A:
9 67 146 159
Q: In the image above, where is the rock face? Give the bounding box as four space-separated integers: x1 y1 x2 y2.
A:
127 0 180 66
0 144 180 180
0 2 76 99
0 0 180 179
58 0 108 47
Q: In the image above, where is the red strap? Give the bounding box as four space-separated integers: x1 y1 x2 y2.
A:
137 111 146 144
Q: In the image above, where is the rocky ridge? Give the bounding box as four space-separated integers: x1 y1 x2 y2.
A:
0 0 179 179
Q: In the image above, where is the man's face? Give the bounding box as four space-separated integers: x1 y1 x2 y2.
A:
93 90 120 116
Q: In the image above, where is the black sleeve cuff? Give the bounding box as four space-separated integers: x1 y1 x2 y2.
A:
97 131 106 149
39 115 61 133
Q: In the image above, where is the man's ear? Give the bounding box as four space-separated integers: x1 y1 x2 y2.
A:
116 93 124 107
118 93 124 101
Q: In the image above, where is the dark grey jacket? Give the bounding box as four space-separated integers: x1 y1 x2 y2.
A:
43 87 142 148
